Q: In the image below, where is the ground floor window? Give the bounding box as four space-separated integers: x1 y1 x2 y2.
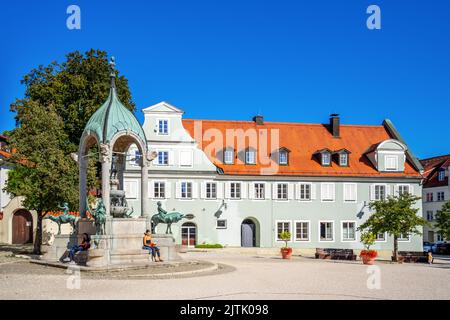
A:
230 182 241 199
154 181 165 198
276 221 291 241
376 233 386 242
398 233 410 241
341 221 356 241
181 222 196 247
295 221 309 241
437 233 444 242
319 221 334 241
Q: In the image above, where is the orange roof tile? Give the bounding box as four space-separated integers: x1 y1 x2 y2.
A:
182 119 421 178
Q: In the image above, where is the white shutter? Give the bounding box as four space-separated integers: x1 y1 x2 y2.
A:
330 183 335 201
288 183 294 200
264 183 271 200
165 181 171 199
370 185 375 201
225 182 231 199
200 181 206 199
175 181 181 199
191 181 198 199
311 183 317 200
216 182 224 199
295 183 300 200
148 181 154 199
409 184 414 195
248 183 255 200
320 183 326 200
272 183 278 199
394 185 399 196
386 185 391 197
169 150 174 166
240 182 247 199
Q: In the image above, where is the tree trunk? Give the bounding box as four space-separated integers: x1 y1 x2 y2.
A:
393 235 398 262
33 211 43 255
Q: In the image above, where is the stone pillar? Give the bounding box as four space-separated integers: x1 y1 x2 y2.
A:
141 159 149 218
79 152 88 219
100 144 111 217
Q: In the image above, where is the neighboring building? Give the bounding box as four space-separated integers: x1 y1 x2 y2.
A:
123 102 424 255
420 155 450 243
0 135 38 244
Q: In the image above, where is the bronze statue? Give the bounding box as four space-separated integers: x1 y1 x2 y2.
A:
151 201 186 234
44 202 78 235
87 198 106 235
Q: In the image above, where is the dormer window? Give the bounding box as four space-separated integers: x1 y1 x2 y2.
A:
224 148 234 164
245 149 256 164
385 155 398 171
276 147 290 166
438 170 445 182
333 149 351 167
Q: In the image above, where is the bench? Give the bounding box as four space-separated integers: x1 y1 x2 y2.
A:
315 248 357 261
395 251 428 263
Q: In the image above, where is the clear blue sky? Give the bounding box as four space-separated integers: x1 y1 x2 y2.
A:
0 0 449 159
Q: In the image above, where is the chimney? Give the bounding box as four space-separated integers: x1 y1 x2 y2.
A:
253 115 264 125
330 114 340 138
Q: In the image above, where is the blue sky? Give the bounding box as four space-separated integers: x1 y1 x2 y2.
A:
0 0 449 159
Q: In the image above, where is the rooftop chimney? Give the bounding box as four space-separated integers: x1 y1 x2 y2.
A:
330 114 340 138
253 115 264 125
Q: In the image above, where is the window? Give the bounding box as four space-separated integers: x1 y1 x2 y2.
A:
385 155 398 171
157 151 169 165
245 150 256 164
374 185 386 201
277 183 288 200
342 221 356 241
426 192 434 202
322 152 331 166
427 211 434 221
343 184 357 202
134 150 141 166
398 185 410 195
339 153 348 166
398 233 410 241
321 183 335 201
295 221 309 241
299 183 311 201
437 233 444 242
181 182 192 199
438 170 445 182
158 119 168 135
254 183 265 199
230 182 241 199
319 221 334 241
216 219 227 229
437 192 445 202
277 221 291 241
154 182 165 199
376 233 386 242
206 182 217 199
279 151 288 165
179 150 193 167
224 149 234 164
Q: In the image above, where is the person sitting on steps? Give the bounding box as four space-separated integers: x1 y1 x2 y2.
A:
143 229 163 262
63 233 91 264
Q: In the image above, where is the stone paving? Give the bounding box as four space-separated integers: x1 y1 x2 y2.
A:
0 249 449 300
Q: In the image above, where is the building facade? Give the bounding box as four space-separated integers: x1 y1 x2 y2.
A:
123 102 424 255
420 155 450 243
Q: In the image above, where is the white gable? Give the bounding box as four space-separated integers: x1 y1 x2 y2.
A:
142 101 184 115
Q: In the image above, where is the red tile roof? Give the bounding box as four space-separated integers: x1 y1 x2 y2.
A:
183 119 421 178
420 155 450 188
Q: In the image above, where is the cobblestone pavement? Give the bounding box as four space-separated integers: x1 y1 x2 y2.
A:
0 250 449 300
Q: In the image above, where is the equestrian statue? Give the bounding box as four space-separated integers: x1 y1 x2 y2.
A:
151 201 186 234
44 203 78 235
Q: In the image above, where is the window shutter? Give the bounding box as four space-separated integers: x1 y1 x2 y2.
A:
272 183 278 199
386 185 391 197
394 185 399 196
168 150 174 166
164 181 171 199
200 182 206 199
409 185 414 195
216 182 224 199
240 182 247 199
148 181 154 199
264 183 271 200
248 183 254 200
330 183 335 201
288 183 294 200
311 183 317 200
320 184 326 200
225 182 231 199
370 185 375 201
175 181 181 199
192 182 199 199
295 183 300 200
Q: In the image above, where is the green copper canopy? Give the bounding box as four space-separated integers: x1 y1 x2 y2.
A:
82 57 147 147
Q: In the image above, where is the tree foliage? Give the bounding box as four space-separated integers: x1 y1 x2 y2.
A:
435 201 450 240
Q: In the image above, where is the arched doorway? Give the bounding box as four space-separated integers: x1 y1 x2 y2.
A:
12 210 33 244
181 222 197 247
241 218 259 247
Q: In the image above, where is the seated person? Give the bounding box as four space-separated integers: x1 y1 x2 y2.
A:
63 233 91 263
142 229 163 262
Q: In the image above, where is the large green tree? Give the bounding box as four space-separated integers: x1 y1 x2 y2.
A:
358 193 428 262
435 201 450 241
5 102 78 254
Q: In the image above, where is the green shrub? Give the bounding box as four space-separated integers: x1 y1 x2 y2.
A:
194 243 223 249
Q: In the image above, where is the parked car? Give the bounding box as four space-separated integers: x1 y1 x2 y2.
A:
423 242 434 252
435 242 450 255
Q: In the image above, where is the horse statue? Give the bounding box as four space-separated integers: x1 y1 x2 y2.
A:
151 201 185 234
87 198 106 235
44 202 78 235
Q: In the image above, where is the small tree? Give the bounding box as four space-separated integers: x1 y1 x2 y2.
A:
435 201 450 241
360 231 376 251
358 193 428 262
279 231 291 248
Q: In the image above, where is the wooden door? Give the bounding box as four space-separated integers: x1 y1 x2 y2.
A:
12 210 33 244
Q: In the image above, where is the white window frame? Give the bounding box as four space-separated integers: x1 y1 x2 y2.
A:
398 233 411 242
156 150 169 166
216 219 227 229
373 184 387 201
322 152 331 166
343 183 357 203
299 183 312 202
123 179 139 199
438 170 445 181
341 220 357 242
275 220 292 242
339 153 348 166
437 191 445 202
157 119 169 135
180 181 193 200
385 155 398 171
426 210 434 222
276 183 288 201
426 192 434 202
375 232 387 243
205 182 217 200
230 182 241 200
245 150 256 164
224 149 234 164
279 150 288 165
320 183 335 202
294 220 310 242
318 220 335 242
154 181 166 199
396 184 410 196
254 182 265 200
